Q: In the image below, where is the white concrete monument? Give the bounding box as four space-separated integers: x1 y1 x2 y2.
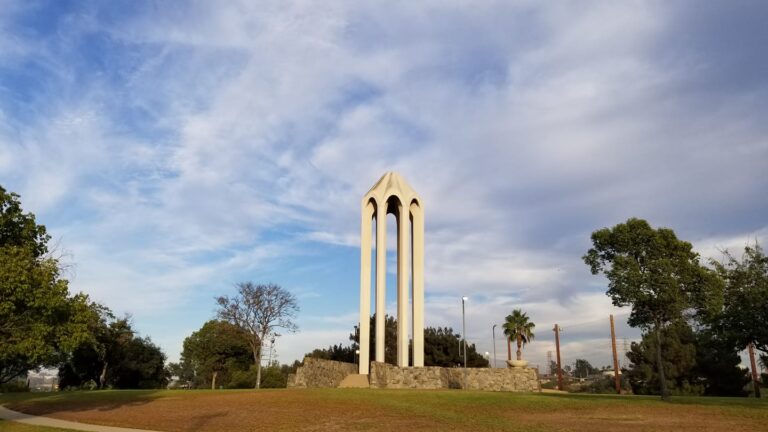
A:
358 172 424 374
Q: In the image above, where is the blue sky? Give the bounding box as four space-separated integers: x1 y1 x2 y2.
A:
1 1 767 369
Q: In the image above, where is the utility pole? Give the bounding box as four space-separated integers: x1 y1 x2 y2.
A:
609 315 621 394
748 343 761 398
461 296 468 389
553 324 563 391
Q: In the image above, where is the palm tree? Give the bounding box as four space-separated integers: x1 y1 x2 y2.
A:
502 309 535 361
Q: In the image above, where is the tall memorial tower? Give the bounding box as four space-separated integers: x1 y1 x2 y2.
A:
358 172 424 374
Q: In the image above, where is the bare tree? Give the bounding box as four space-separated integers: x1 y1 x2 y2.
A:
215 282 299 389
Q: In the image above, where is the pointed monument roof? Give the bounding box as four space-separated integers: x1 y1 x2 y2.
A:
363 171 421 207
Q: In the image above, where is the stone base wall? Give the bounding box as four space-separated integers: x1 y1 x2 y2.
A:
287 358 540 392
369 362 540 392
287 357 357 388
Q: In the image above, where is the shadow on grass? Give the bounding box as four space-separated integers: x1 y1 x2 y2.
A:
1 389 165 416
186 410 230 430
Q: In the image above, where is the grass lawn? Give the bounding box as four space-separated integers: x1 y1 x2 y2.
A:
1 389 766 432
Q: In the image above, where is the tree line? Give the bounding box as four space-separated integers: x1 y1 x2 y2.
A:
585 218 767 399
0 186 166 390
3 184 765 397
308 314 490 367
168 282 300 389
1 185 304 391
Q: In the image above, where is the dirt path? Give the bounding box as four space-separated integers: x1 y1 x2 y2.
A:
0 406 158 432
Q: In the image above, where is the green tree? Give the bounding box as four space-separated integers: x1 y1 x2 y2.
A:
626 320 700 395
58 313 168 390
227 361 296 389
694 329 749 396
110 336 168 389
573 359 599 379
0 186 49 257
583 218 716 400
181 320 252 389
58 309 132 389
712 243 768 355
502 309 535 361
306 344 356 363
216 282 299 389
166 360 195 388
0 186 94 385
348 318 489 367
423 326 488 367
349 314 398 365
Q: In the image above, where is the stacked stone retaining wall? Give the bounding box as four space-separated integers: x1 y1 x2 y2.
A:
287 358 540 392
287 357 357 388
369 362 540 392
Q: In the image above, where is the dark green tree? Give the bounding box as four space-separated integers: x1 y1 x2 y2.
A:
583 218 717 400
693 329 749 396
58 308 131 389
625 320 747 396
181 320 254 389
573 359 599 379
58 313 168 389
348 319 489 368
626 320 700 395
110 336 168 389
306 344 356 363
349 314 398 365
423 326 488 367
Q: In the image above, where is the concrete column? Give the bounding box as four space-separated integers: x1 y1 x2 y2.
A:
397 200 410 367
410 201 424 367
375 201 387 363
358 200 374 375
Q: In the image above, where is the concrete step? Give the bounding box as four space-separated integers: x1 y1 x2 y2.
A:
337 373 370 388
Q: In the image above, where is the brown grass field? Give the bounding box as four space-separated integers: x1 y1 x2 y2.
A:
1 388 767 432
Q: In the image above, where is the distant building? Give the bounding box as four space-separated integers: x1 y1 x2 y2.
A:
26 370 59 392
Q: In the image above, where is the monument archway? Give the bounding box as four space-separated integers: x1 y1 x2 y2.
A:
358 172 424 374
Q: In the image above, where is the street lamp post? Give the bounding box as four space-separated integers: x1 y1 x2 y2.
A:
462 296 468 389
492 324 497 368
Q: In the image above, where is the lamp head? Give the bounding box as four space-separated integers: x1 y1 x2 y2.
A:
462 296 468 301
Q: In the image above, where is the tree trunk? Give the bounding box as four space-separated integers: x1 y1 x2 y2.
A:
256 358 262 389
516 335 523 361
99 362 108 389
211 371 218 390
507 338 511 361
654 322 670 401
250 343 261 389
254 335 264 389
